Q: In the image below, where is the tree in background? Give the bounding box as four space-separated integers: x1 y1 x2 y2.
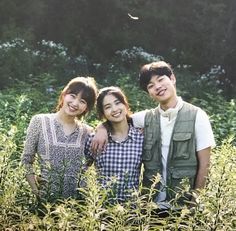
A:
0 0 235 98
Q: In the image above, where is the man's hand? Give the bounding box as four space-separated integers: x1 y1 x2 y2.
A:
90 123 108 154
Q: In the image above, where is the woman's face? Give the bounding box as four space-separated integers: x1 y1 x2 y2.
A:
102 94 128 123
61 92 88 117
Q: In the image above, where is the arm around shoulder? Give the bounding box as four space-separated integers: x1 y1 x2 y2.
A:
90 122 109 154
131 110 147 128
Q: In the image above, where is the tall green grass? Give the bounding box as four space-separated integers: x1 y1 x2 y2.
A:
0 127 235 230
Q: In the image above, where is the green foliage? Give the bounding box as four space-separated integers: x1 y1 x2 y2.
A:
0 131 32 229
191 95 236 146
0 93 35 159
0 78 60 159
0 38 89 89
0 127 235 230
175 65 224 101
184 138 236 230
1 1 236 98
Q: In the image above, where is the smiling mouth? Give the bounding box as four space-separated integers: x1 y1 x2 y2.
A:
157 89 166 96
69 105 78 112
112 111 122 117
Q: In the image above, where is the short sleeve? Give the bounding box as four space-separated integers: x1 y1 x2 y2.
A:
195 109 216 151
131 110 147 128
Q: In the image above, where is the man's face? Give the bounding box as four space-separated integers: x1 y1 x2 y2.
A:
147 73 177 106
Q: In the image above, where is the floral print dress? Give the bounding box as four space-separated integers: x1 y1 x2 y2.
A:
22 113 90 200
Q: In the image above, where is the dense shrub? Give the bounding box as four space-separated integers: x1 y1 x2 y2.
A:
0 38 89 89
0 77 58 159
191 95 236 146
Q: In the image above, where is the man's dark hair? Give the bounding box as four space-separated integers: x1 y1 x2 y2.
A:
139 61 173 92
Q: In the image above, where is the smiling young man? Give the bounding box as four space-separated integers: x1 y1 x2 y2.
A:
132 61 215 208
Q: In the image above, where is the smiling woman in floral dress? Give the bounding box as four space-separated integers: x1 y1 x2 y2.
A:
21 77 97 201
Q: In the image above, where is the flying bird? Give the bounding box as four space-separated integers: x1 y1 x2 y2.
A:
128 13 139 20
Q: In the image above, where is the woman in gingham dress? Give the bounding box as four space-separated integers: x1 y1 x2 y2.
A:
85 87 144 202
21 77 97 201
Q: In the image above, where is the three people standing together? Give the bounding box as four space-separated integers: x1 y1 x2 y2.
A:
22 61 215 209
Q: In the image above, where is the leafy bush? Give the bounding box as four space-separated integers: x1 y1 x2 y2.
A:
191 95 236 146
0 38 89 89
0 78 59 160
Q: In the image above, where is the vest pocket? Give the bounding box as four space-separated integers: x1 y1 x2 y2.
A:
168 168 196 202
142 142 153 161
169 168 196 190
143 167 161 190
172 133 192 160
